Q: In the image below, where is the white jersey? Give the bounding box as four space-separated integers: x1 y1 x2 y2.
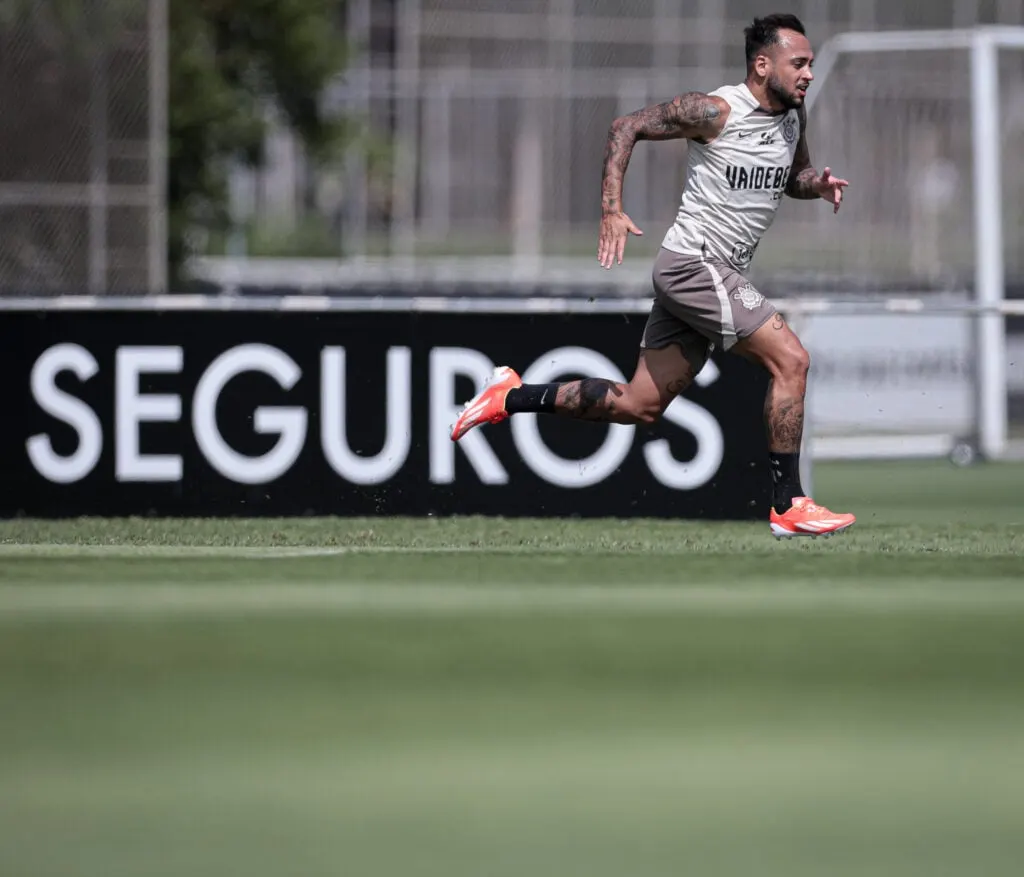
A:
660 82 801 272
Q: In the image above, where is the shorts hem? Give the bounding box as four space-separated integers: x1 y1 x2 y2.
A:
735 305 776 342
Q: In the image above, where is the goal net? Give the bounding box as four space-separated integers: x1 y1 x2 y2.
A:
757 27 1024 464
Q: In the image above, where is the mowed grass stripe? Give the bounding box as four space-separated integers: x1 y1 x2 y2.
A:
4 547 1022 586
1 524 1022 558
2 581 1024 619
0 544 442 558
3 524 1023 563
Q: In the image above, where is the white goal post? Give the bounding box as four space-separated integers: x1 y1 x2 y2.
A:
805 25 1024 462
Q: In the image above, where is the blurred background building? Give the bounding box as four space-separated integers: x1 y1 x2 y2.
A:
3 0 1024 293
243 0 1024 293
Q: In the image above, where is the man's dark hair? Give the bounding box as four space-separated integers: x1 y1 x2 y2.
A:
744 13 806 70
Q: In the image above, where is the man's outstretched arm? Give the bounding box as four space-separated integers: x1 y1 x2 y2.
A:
785 105 849 212
599 92 728 268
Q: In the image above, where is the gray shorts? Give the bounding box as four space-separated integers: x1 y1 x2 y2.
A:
641 247 776 371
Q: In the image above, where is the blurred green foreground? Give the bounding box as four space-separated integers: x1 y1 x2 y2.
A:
1 461 1023 877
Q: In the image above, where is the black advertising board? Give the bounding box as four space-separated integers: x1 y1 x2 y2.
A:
2 307 771 518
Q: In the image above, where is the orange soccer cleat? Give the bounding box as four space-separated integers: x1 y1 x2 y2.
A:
769 496 856 539
450 366 523 441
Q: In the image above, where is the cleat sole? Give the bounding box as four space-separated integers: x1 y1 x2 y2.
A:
770 521 855 539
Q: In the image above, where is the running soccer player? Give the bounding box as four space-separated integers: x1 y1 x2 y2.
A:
450 13 855 539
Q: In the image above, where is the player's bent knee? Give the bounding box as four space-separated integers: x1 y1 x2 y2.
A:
633 399 663 424
770 341 810 385
790 344 810 378
620 387 664 424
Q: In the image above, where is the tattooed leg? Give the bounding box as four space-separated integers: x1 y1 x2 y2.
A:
552 352 692 424
764 381 805 453
731 314 811 511
555 378 631 422
506 347 693 426
764 381 806 511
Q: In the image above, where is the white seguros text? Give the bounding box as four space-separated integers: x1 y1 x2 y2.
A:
27 343 724 489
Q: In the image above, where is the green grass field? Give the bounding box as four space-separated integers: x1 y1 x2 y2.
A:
2 460 1023 877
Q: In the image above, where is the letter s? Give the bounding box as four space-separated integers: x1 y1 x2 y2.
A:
26 344 103 484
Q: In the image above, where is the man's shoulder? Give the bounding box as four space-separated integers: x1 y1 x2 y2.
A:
707 82 742 97
709 82 757 107
704 84 758 126
691 85 752 144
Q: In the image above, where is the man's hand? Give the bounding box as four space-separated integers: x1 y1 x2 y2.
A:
814 167 849 214
598 211 643 268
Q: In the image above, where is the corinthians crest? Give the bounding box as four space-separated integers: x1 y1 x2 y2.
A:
733 283 765 310
782 115 797 143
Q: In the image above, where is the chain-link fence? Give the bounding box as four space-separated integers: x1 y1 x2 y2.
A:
6 0 1024 293
0 0 166 295
233 0 1020 290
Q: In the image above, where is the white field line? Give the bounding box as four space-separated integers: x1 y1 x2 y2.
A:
3 540 1015 560
0 544 507 558
0 582 1023 620
0 543 750 558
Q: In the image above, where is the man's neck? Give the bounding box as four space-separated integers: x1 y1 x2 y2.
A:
743 78 786 114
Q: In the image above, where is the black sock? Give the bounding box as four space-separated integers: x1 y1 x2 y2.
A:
504 383 559 414
769 452 803 513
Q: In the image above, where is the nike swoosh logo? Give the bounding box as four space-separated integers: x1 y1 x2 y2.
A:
737 131 754 138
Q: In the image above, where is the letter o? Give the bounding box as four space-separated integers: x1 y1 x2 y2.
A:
511 347 634 488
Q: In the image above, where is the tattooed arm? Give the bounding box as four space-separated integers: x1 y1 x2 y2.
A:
785 106 820 199
598 92 729 267
601 93 728 217
785 105 849 212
